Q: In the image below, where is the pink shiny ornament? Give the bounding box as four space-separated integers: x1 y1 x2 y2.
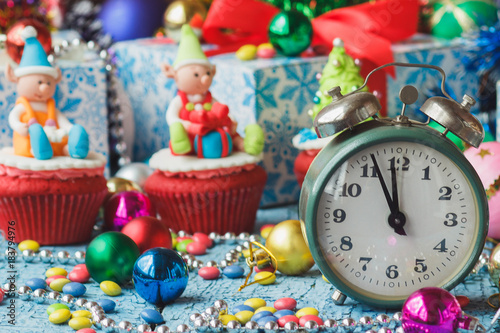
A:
104 191 155 231
402 287 475 333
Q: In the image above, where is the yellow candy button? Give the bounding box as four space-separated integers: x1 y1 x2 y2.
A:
49 278 71 292
244 298 266 310
257 43 274 51
296 307 319 318
260 226 274 240
18 240 40 252
254 271 276 285
236 44 257 61
49 309 71 324
72 310 92 318
220 314 238 325
235 310 254 324
255 306 276 314
68 317 93 330
322 275 330 283
46 267 68 278
100 280 122 296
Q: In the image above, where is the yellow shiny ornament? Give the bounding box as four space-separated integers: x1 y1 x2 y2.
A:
488 243 500 287
265 220 315 275
107 177 142 195
164 0 207 42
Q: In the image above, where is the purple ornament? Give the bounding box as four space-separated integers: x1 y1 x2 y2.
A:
104 191 155 231
402 287 475 333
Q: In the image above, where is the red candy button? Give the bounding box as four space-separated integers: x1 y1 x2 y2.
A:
274 297 297 310
299 315 323 327
0 288 4 303
192 232 213 248
76 329 96 333
278 315 300 327
68 269 90 283
186 241 207 256
198 267 220 280
46 275 66 285
255 266 275 273
456 295 470 308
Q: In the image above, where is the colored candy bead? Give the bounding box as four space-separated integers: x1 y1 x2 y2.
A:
68 270 90 283
140 308 164 324
198 267 220 280
25 277 47 291
96 299 116 313
76 329 96 333
274 297 297 310
186 241 207 255
18 240 40 252
46 275 66 285
49 308 71 324
72 310 92 318
176 239 194 253
192 232 213 248
322 275 330 283
220 314 238 325
255 306 277 314
46 267 68 278
223 265 245 279
256 315 278 326
257 47 276 59
274 309 295 318
254 271 276 285
69 317 93 330
47 303 70 315
457 295 470 308
235 310 254 324
232 304 254 314
0 289 4 303
255 266 275 273
278 315 300 327
251 311 273 322
50 278 71 292
73 264 88 272
295 307 319 318
62 282 87 297
299 315 324 327
244 298 266 310
236 44 257 61
100 281 121 296
260 224 275 239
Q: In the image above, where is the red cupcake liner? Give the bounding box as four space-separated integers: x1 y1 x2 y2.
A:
145 166 267 234
0 190 107 245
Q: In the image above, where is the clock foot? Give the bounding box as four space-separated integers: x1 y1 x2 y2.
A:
331 289 347 305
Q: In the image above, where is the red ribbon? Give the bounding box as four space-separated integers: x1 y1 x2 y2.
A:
188 102 233 137
203 0 420 77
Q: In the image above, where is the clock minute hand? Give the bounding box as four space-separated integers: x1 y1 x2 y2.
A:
370 154 395 212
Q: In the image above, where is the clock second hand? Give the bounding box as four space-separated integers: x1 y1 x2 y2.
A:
369 154 407 236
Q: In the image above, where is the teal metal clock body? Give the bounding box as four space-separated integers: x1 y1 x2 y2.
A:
300 111 488 308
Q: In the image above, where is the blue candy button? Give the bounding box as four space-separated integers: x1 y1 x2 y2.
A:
223 265 245 279
251 311 273 322
274 309 295 318
141 308 164 324
256 315 278 326
97 299 116 313
232 304 254 314
62 282 86 297
25 278 46 291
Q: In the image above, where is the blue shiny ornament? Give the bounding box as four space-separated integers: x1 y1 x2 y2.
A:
256 315 278 326
232 304 255 314
251 311 273 322
194 131 233 158
223 265 245 279
62 282 87 297
133 248 189 306
274 309 295 318
97 299 116 313
25 278 46 291
141 308 164 324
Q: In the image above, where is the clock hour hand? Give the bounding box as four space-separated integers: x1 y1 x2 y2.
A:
369 154 406 236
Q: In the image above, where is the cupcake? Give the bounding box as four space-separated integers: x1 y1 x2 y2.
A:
0 149 107 245
145 150 266 234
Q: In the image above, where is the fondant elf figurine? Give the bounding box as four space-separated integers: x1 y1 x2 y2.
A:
6 26 89 160
162 24 264 158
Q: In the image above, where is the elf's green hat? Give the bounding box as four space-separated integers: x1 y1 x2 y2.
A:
173 24 210 70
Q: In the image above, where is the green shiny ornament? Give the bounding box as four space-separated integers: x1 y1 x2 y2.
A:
85 232 140 284
428 121 466 151
268 9 313 57
431 0 498 39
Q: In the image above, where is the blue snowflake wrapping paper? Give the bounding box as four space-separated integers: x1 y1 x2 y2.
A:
0 58 109 173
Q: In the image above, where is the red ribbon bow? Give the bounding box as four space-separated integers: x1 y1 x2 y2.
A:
188 102 233 136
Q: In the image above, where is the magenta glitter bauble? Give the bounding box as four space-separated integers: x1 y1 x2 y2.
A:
402 287 463 333
104 191 155 231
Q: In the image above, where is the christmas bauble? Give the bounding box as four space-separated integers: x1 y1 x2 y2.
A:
488 242 500 287
428 121 465 151
265 220 315 275
115 162 153 189
464 142 500 238
99 0 169 41
85 232 140 284
268 9 313 57
121 216 173 253
430 0 498 39
6 19 52 64
107 177 142 195
164 0 207 42
104 191 154 231
133 248 189 306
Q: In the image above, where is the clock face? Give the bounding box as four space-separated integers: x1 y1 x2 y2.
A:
315 141 480 302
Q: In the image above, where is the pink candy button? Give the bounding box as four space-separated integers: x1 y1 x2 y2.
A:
76 329 96 333
278 315 299 327
198 267 220 280
274 297 297 310
192 232 213 248
299 315 323 327
46 275 66 285
186 241 207 256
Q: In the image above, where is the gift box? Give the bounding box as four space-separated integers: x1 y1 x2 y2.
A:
112 38 325 207
0 49 109 173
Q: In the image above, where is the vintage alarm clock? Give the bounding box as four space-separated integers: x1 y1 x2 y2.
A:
299 63 488 308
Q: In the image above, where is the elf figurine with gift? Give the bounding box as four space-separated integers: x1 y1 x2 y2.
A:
162 24 264 158
5 26 89 160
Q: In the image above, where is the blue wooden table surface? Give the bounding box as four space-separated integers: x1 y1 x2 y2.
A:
0 205 498 332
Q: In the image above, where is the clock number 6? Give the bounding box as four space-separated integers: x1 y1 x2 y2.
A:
386 265 399 279
414 259 427 273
